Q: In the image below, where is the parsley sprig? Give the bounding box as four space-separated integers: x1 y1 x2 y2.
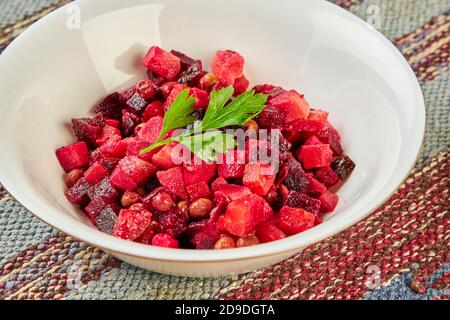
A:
140 86 268 161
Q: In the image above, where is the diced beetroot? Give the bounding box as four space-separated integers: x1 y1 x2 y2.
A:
95 207 118 235
113 208 153 241
283 156 310 193
317 127 343 156
254 84 286 99
99 157 121 173
233 75 249 95
191 88 209 109
89 178 118 203
315 167 340 188
65 177 91 205
126 92 148 115
303 135 322 146
177 61 204 86
141 46 181 81
163 84 189 111
211 50 245 85
71 116 104 147
136 79 156 100
309 109 329 122
135 223 158 245
152 234 179 248
217 150 246 179
95 125 121 146
297 144 333 169
331 154 356 181
183 159 216 186
119 86 137 104
122 110 140 137
160 81 178 99
151 142 190 169
105 119 120 128
186 182 211 201
218 194 272 237
211 177 228 192
286 119 326 135
283 191 321 215
319 190 339 213
314 214 323 226
215 184 252 202
85 197 118 222
84 162 109 185
126 139 156 162
97 137 130 158
154 208 188 238
190 221 222 249
278 206 315 235
157 166 188 200
305 173 327 195
269 90 310 123
141 101 164 122
118 156 156 185
138 116 164 143
110 167 137 191
95 92 123 119
170 50 198 70
255 222 286 243
242 163 276 196
56 142 90 172
256 105 286 129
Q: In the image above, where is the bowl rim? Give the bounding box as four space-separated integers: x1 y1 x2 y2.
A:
0 0 426 263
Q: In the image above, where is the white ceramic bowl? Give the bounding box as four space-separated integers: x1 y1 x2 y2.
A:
0 0 425 277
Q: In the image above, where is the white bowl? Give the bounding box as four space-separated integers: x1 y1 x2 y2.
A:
0 0 425 277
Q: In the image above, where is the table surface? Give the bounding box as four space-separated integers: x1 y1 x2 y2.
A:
0 0 448 300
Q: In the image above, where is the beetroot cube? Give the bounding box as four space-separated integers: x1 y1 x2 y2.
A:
142 101 164 122
65 177 91 205
113 208 153 241
90 178 118 203
317 127 343 156
154 208 188 238
269 90 310 123
141 46 181 81
110 166 138 191
186 182 211 201
95 125 122 146
256 105 286 129
126 139 155 162
218 194 273 237
85 197 110 221
278 206 315 235
135 224 157 245
170 50 198 70
152 234 179 248
191 88 209 109
286 119 326 134
157 166 188 200
255 222 286 243
215 184 252 202
242 163 276 196
95 92 123 119
72 117 104 147
163 84 190 111
138 116 164 143
309 109 329 122
305 173 327 195
233 75 250 95
217 150 246 179
303 135 323 146
84 162 109 185
136 79 156 100
315 167 340 188
319 191 339 213
126 92 147 115
211 177 228 192
190 221 222 249
254 84 286 99
118 156 156 185
283 156 310 193
211 50 245 85
152 142 189 169
177 61 204 86
122 110 140 137
297 144 333 169
119 86 137 104
183 159 217 186
56 142 90 172
331 154 356 181
95 207 118 235
284 191 321 215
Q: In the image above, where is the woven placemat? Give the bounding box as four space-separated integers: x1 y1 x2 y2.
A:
0 0 448 300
